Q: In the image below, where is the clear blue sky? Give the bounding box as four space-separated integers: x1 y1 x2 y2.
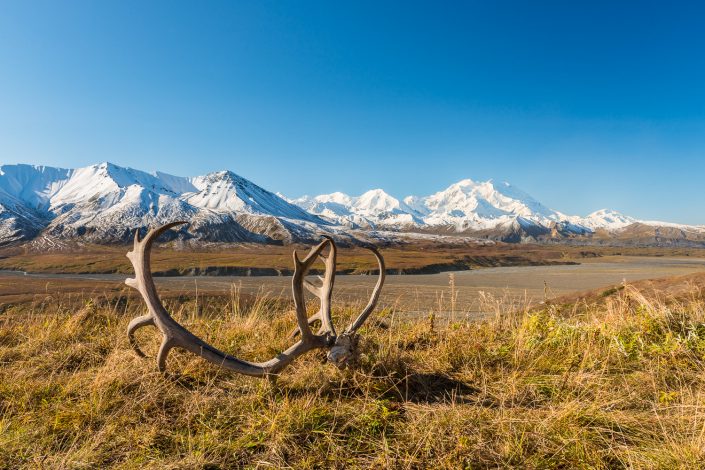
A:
1 1 704 223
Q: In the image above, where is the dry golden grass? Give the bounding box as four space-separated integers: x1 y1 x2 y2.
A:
1 282 705 468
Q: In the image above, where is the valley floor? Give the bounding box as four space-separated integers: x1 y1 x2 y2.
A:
2 253 705 313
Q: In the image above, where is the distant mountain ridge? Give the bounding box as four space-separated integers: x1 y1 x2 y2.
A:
287 179 705 246
289 179 661 233
0 162 702 247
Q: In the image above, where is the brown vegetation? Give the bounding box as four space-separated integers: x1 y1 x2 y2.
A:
2 272 705 467
1 242 703 276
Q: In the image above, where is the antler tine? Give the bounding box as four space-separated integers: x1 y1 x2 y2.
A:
291 238 332 342
126 221 187 290
290 236 338 339
134 221 186 249
344 246 386 335
317 235 337 337
126 314 154 357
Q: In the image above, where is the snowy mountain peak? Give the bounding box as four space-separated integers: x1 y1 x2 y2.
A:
288 188 422 228
309 192 354 206
414 178 557 229
578 209 636 230
452 178 476 188
186 169 321 222
356 189 404 213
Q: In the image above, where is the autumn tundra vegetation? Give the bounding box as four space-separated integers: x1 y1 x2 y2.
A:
1 236 705 468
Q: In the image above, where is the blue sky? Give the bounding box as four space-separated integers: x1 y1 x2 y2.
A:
1 1 704 223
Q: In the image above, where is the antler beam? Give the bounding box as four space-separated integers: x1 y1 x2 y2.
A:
124 222 385 378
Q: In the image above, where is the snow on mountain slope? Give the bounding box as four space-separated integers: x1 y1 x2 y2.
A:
571 209 636 230
401 195 430 216
418 179 561 230
292 179 568 233
290 189 423 228
185 170 322 223
290 194 362 226
0 162 328 245
354 189 425 226
0 192 48 243
154 171 198 194
0 164 72 212
49 163 183 208
355 189 406 214
0 165 74 243
424 179 555 219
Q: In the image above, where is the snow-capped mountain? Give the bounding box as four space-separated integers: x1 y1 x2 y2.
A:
288 178 705 244
568 209 636 231
0 162 329 245
0 162 702 247
289 189 424 228
410 179 562 230
291 179 586 235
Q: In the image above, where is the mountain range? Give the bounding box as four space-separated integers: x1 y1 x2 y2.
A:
288 181 705 245
289 180 638 232
0 162 703 247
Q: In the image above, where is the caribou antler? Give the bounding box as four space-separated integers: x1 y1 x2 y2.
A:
125 222 385 377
